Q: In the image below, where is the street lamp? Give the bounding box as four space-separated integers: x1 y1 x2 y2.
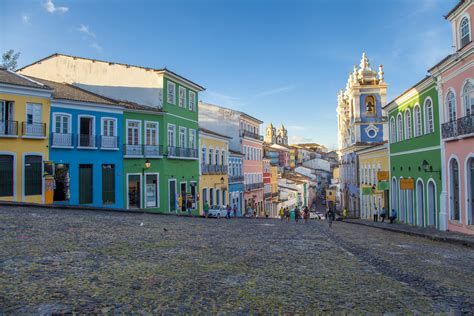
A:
421 159 441 179
144 159 151 170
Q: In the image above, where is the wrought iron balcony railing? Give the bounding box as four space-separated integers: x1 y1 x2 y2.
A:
124 144 143 156
78 134 96 148
22 122 46 137
123 144 164 157
202 164 228 175
0 120 18 136
51 133 73 147
229 175 244 182
101 136 118 149
240 129 263 141
168 146 198 158
144 145 163 157
245 182 264 191
441 114 474 139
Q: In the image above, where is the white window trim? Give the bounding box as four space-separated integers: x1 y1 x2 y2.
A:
144 172 160 209
101 117 118 137
413 104 421 137
22 152 44 203
448 155 462 222
445 89 457 123
167 81 176 105
168 178 177 212
0 151 16 200
189 90 196 111
178 126 187 148
52 112 72 134
126 119 142 145
126 173 143 209
178 86 186 107
461 78 473 116
390 117 396 143
25 103 42 123
77 115 97 149
397 112 403 142
167 123 176 147
458 14 471 48
144 120 159 146
423 97 434 134
189 129 196 149
404 109 412 140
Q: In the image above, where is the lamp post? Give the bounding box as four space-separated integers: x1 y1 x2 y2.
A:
421 159 441 179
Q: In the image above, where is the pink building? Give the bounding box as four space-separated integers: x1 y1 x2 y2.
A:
430 0 473 234
241 115 264 216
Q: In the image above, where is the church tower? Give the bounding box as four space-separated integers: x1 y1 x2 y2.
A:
265 123 276 144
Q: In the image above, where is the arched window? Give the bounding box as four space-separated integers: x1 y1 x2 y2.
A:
365 95 376 115
460 17 471 48
201 146 206 164
390 117 396 143
404 109 412 139
449 158 460 221
413 104 422 137
215 148 220 165
446 90 456 122
424 98 434 134
397 113 403 142
221 150 225 165
462 80 473 116
208 147 213 165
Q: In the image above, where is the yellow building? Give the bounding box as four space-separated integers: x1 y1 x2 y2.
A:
332 167 340 184
199 128 230 214
289 147 296 169
0 69 52 204
270 165 279 217
326 188 336 203
357 143 389 220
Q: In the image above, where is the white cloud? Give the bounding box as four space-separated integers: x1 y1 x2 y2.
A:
255 85 294 98
78 24 96 38
90 42 103 53
290 135 313 144
44 0 68 13
21 14 30 25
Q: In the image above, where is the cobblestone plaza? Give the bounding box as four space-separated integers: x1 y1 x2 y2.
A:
1 205 473 314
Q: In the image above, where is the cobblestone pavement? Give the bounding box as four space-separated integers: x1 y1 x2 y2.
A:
1 205 473 314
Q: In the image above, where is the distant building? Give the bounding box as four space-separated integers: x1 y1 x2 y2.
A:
265 123 288 145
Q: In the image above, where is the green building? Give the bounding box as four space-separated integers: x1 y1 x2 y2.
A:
384 76 442 228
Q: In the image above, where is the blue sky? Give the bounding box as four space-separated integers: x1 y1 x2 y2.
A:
1 0 458 149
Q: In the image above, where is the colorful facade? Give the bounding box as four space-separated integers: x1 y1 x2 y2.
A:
228 150 244 216
263 158 272 215
0 69 52 204
199 128 230 213
270 165 279 217
357 143 389 220
429 0 473 234
385 77 442 228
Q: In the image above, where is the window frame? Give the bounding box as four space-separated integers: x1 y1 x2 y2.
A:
53 112 72 134
145 121 159 146
178 86 186 107
101 117 117 137
462 79 473 116
424 97 434 134
404 108 412 140
446 89 457 123
460 16 471 48
413 104 422 137
167 81 176 105
126 119 142 145
397 113 404 142
178 126 187 148
167 124 176 147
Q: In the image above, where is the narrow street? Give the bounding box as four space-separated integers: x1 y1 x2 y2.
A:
1 205 473 314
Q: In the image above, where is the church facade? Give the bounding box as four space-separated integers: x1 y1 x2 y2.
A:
337 53 388 217
265 123 288 146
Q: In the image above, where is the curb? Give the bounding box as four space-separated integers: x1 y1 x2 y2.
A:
344 220 474 249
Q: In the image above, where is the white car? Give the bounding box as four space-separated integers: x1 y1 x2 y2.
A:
207 206 227 218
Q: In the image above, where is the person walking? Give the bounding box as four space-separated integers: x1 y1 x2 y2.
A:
373 207 378 222
203 200 209 218
226 204 231 219
186 198 193 216
233 204 238 218
326 207 335 228
343 208 347 220
285 207 291 222
294 206 300 223
389 209 397 224
380 207 386 222
303 206 310 223
279 207 285 222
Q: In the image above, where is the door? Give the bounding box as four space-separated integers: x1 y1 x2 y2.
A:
427 181 436 227
0 101 14 135
80 117 93 147
128 175 141 208
102 164 115 205
0 155 14 197
416 181 425 227
146 174 158 208
79 164 93 204
54 164 70 202
25 103 42 136
180 182 187 212
169 180 177 212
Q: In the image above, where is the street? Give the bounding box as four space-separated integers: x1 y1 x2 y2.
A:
1 205 473 314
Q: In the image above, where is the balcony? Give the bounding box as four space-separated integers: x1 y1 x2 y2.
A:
264 192 272 199
78 134 96 148
144 145 163 157
0 120 18 136
167 146 198 159
240 129 263 141
202 164 228 175
229 175 244 183
101 136 118 149
245 182 264 191
22 122 46 138
441 114 474 140
51 133 73 147
124 144 164 157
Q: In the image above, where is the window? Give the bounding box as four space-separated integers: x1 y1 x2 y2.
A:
397 113 403 142
102 164 115 204
102 118 116 137
24 155 42 196
460 17 471 48
201 146 206 163
463 80 473 116
127 121 140 145
0 155 14 197
189 129 196 149
404 109 412 140
413 105 422 137
209 147 213 164
145 122 158 145
101 118 117 149
189 91 196 111
221 150 225 165
446 90 456 122
215 148 220 165
167 81 176 104
54 114 70 134
178 86 186 107
424 99 434 134
365 95 376 115
25 103 43 136
390 117 396 143
167 124 176 147
178 127 186 148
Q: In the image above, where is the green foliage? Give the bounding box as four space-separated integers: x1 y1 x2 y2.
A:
2 49 21 70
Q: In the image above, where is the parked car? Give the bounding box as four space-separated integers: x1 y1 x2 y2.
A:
207 206 227 218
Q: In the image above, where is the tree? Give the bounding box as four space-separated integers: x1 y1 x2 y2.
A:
2 49 21 70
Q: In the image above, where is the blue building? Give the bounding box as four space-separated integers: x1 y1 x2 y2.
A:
38 79 125 208
336 53 388 217
228 150 244 216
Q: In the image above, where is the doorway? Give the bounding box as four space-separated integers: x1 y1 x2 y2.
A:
427 181 436 227
128 174 141 208
416 181 425 227
79 164 93 204
54 164 70 202
79 116 94 147
180 182 187 212
145 174 158 208
169 179 177 212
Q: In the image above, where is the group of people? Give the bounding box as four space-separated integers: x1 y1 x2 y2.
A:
372 207 397 224
279 206 311 223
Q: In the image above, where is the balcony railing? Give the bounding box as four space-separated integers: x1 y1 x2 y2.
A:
202 164 228 175
264 192 272 199
245 182 264 191
229 175 244 183
240 129 263 141
78 134 96 148
22 122 46 137
123 144 164 157
125 144 143 156
51 133 73 147
168 146 198 158
144 145 163 157
101 136 118 149
441 114 474 139
0 120 18 136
